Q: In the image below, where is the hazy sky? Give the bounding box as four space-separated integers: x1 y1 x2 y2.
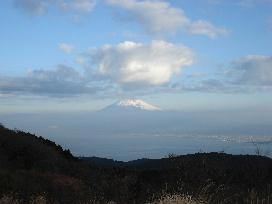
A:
0 0 272 112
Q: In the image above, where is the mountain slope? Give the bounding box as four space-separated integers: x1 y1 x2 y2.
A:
100 99 162 112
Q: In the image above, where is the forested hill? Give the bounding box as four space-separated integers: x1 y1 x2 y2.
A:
1 123 272 204
0 124 92 203
0 123 76 169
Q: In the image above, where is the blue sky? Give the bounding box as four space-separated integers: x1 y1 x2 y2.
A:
0 0 272 112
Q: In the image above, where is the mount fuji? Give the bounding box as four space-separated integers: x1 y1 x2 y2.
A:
100 99 162 113
95 99 168 133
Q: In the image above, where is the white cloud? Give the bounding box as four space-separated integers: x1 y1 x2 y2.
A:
0 65 97 97
89 40 194 86
107 0 227 38
75 56 86 65
14 0 96 15
0 41 194 97
14 0 52 15
186 55 272 93
231 55 272 86
59 43 74 54
73 0 96 12
189 20 228 39
169 55 272 93
107 0 189 35
61 0 96 13
2 54 271 97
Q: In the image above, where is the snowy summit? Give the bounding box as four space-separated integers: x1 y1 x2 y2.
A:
101 99 162 112
116 99 161 111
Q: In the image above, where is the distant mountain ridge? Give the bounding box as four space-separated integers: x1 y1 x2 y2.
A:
100 99 162 112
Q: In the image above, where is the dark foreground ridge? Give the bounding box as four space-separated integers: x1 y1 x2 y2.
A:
0 124 272 204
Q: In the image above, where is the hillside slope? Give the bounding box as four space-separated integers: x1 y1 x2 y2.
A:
0 123 272 204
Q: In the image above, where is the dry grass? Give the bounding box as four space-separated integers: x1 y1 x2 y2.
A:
0 195 47 204
0 195 20 204
148 194 202 204
30 195 47 204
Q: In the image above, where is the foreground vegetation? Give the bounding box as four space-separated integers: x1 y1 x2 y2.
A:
0 124 272 204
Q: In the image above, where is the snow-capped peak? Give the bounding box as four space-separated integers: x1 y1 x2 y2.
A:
115 99 162 111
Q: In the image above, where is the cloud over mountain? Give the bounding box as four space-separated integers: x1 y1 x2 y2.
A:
89 40 194 86
1 54 271 98
0 41 194 97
